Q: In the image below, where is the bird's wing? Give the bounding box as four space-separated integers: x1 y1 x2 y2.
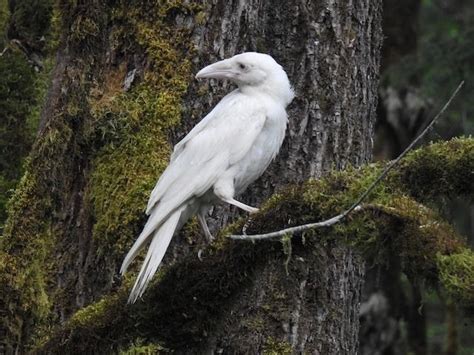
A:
170 91 238 162
122 97 267 279
145 96 266 215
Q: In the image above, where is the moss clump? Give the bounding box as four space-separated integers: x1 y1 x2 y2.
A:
359 196 462 283
248 162 396 236
69 16 100 44
0 0 96 350
437 249 474 307
119 341 166 355
0 121 72 349
69 291 123 329
395 137 474 200
263 337 292 355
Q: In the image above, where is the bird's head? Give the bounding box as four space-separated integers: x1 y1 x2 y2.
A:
196 52 294 106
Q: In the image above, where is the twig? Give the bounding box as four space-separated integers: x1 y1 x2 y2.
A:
231 206 363 241
230 81 464 241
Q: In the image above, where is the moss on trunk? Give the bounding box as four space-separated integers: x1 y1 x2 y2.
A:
0 1 201 352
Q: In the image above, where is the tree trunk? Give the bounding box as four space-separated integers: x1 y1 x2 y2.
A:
0 0 382 353
364 1 429 354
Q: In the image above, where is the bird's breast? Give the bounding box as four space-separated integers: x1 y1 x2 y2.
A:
233 106 287 194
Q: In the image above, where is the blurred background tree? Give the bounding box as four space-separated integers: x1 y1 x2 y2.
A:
368 0 474 354
0 0 53 228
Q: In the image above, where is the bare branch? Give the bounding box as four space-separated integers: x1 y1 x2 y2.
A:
229 81 465 241
230 206 363 241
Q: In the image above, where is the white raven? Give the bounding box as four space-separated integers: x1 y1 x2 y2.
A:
121 52 294 303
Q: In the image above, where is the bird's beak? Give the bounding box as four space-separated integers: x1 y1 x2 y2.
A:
196 59 236 80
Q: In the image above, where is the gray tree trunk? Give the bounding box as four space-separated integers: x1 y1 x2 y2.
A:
0 0 382 353
191 3 381 352
365 1 428 354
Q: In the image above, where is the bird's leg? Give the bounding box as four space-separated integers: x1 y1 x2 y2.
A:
198 211 214 242
223 198 259 214
242 216 254 235
214 181 259 214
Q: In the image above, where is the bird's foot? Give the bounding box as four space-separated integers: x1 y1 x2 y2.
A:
205 232 215 243
223 197 259 214
198 211 214 243
247 206 259 214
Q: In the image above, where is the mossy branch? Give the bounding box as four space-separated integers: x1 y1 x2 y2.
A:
231 81 464 241
37 137 474 353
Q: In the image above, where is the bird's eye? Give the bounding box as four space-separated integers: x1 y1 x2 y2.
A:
238 63 246 70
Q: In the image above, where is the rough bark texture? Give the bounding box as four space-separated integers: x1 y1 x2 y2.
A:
187 3 382 351
204 243 364 353
0 0 382 353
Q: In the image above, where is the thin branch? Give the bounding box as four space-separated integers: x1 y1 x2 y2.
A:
231 206 363 241
230 81 465 241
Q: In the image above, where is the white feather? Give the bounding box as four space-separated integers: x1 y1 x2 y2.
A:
126 206 185 303
145 93 267 215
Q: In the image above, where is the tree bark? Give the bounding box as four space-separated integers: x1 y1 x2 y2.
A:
0 0 382 352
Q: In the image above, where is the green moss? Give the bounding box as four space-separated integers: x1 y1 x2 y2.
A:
0 146 60 351
242 316 266 332
395 137 474 200
437 249 474 307
119 341 166 354
246 139 472 287
87 1 197 257
358 196 462 283
0 5 54 223
69 16 100 43
0 0 58 221
70 292 122 329
2 0 202 350
263 337 292 355
0 1 93 350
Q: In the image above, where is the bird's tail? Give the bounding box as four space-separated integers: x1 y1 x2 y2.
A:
124 206 185 303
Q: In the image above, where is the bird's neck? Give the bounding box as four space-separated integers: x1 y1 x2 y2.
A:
239 80 294 107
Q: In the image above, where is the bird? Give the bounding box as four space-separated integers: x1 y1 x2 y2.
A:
121 52 294 303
